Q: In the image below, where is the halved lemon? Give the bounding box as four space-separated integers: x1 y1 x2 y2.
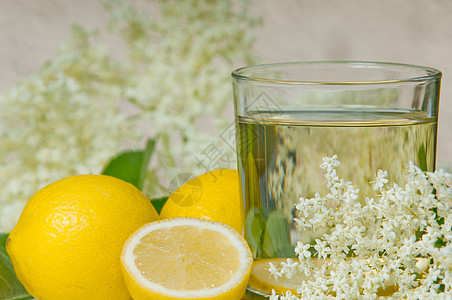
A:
121 218 253 300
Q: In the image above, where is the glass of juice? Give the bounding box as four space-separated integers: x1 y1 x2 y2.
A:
231 61 441 298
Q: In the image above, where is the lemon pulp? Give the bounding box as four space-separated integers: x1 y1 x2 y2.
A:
135 225 240 290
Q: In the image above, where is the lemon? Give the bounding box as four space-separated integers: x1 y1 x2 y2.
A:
6 174 159 300
160 169 244 234
121 217 253 300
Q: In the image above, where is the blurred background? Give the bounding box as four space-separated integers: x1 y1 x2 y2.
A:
1 0 450 161
0 0 451 231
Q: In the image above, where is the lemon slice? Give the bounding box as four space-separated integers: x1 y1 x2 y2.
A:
248 258 307 295
121 218 253 300
249 257 431 297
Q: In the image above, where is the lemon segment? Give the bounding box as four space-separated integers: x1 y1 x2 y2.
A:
121 218 253 300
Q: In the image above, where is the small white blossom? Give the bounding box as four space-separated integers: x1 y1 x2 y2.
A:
321 154 341 172
295 241 312 259
281 259 299 279
372 169 389 190
270 290 280 300
268 262 283 279
314 239 331 260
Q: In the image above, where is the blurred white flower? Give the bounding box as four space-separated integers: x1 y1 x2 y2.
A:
0 27 135 232
372 169 389 190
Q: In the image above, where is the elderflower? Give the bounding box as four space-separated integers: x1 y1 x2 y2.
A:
295 242 312 259
104 0 258 185
0 27 136 232
269 155 452 299
372 169 389 191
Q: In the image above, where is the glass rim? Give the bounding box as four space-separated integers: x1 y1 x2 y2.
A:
231 61 442 86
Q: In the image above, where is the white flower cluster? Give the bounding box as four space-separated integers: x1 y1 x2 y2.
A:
269 155 452 299
105 0 257 186
0 0 257 232
0 27 136 232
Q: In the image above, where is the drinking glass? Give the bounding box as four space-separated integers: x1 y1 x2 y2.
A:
232 61 441 298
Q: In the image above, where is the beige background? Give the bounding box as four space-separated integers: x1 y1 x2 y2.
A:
0 0 451 166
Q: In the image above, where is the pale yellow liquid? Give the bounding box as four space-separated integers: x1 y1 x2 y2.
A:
236 110 437 297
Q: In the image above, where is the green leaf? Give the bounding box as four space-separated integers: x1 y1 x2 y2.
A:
244 152 261 208
245 207 266 257
102 139 155 190
150 196 168 214
418 144 428 172
0 233 34 300
0 233 8 256
262 210 295 258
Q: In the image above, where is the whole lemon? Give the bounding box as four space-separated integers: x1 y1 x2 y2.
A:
6 174 159 300
159 169 244 234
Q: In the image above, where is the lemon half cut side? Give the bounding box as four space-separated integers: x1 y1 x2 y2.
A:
121 218 253 300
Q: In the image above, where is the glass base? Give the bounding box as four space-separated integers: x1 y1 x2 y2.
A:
242 288 270 299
